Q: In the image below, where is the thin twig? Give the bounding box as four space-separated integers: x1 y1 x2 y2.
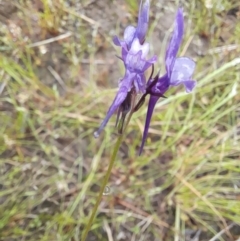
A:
103 219 114 241
0 81 7 95
181 35 194 56
47 66 66 89
208 45 240 55
116 198 169 228
192 230 201 241
0 71 8 95
81 59 112 65
28 32 72 48
209 223 235 241
61 7 99 26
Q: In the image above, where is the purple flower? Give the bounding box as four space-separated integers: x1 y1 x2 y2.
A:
139 8 197 154
94 0 157 138
113 0 150 49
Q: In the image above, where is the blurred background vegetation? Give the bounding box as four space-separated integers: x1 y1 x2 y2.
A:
0 0 240 240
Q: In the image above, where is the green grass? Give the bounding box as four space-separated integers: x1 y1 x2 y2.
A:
0 0 240 240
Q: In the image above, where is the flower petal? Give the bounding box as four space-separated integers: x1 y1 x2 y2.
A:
130 38 149 57
149 74 170 96
143 55 157 71
136 0 150 44
121 46 128 61
123 44 156 74
124 25 136 48
170 57 195 83
185 80 197 92
93 90 127 138
139 95 159 155
125 50 142 72
94 74 135 138
113 35 123 46
134 74 146 93
165 8 184 76
113 26 136 49
173 80 197 93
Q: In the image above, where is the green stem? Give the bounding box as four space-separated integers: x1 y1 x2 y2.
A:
81 134 123 241
81 108 135 241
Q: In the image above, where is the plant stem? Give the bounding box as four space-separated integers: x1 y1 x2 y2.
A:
81 133 123 241
81 98 135 241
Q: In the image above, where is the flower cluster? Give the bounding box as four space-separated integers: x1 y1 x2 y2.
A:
94 0 196 155
94 0 156 138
